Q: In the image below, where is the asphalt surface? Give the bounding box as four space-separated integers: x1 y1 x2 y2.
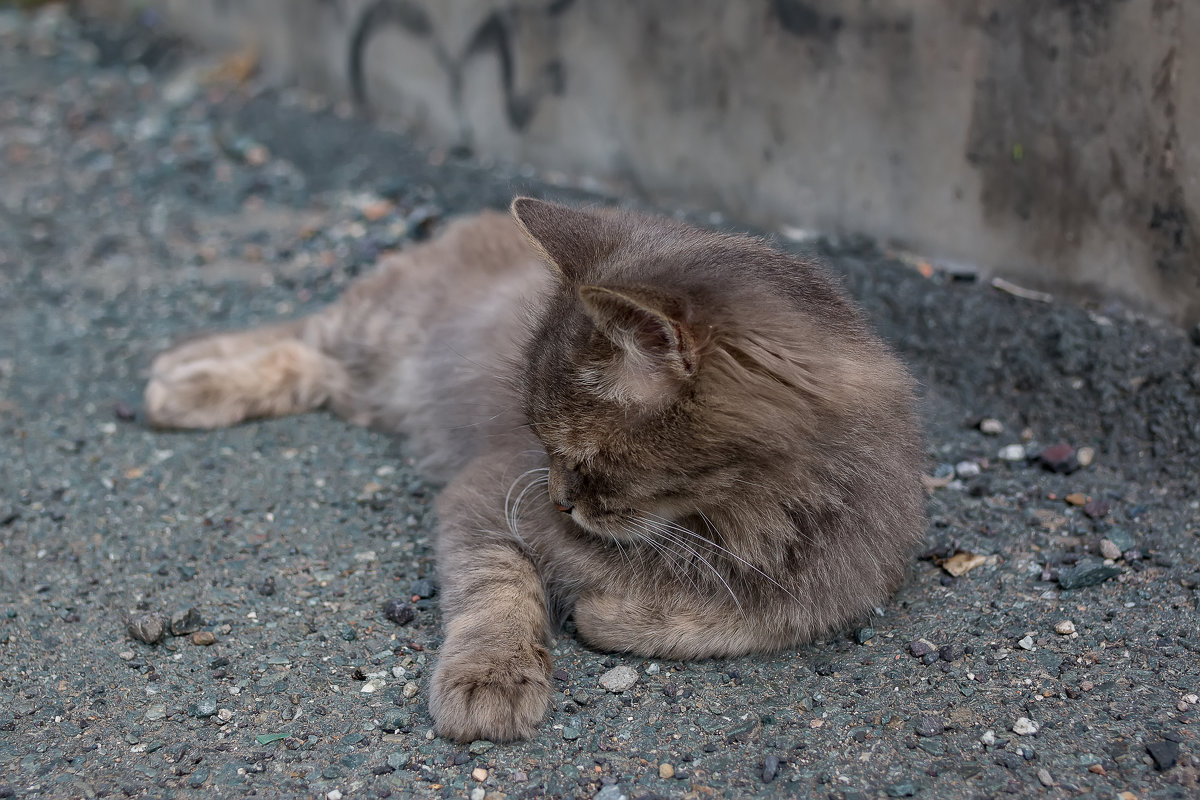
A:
1 6 1198 800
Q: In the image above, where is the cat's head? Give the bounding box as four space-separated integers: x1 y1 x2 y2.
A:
512 197 914 542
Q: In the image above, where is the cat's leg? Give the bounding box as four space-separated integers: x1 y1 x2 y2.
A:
144 319 349 429
428 453 555 742
572 580 796 660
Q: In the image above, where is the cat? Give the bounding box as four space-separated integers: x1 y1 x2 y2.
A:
144 198 926 742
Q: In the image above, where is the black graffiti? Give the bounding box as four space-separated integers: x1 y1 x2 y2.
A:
349 0 568 132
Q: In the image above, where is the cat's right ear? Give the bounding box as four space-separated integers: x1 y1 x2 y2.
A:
510 197 613 282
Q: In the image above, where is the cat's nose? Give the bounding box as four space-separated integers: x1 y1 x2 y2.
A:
554 502 574 514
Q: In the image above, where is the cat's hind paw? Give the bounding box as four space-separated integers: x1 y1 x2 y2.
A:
429 640 552 742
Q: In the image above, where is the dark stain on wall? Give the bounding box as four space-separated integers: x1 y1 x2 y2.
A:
967 0 1197 312
771 0 842 39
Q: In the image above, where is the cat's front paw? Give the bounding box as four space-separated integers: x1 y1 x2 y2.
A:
429 640 552 742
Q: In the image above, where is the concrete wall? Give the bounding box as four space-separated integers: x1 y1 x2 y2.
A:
136 0 1199 324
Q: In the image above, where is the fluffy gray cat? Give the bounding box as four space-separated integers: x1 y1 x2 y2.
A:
145 198 925 741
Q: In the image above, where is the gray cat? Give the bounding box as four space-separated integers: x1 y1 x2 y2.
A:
145 198 925 741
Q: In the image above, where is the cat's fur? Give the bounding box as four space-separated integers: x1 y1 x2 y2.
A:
144 198 925 742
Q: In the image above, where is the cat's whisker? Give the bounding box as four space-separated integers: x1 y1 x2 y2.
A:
503 468 550 537
621 523 698 593
508 477 549 538
634 517 744 613
640 512 802 606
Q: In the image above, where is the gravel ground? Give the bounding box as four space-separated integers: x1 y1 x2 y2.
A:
1 6 1199 800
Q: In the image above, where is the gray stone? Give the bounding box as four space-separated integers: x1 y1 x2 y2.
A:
127 614 166 645
598 665 638 693
169 607 204 636
1057 559 1122 590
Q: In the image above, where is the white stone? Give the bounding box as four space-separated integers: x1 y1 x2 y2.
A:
998 444 1026 461
1053 620 1076 635
1013 717 1039 736
955 461 982 478
1017 636 1035 650
979 418 1004 435
980 730 996 746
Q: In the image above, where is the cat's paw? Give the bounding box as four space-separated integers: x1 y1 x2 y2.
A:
144 359 249 429
428 640 552 742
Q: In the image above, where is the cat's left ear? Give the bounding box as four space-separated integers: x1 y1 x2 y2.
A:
579 285 698 379
511 197 614 282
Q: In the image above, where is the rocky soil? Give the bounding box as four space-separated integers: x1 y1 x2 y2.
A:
1 6 1198 800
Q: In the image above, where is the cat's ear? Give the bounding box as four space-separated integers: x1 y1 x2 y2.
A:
579 285 698 379
510 197 614 282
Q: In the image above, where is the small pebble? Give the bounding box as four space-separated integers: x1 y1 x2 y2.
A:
998 444 1026 461
410 578 436 598
909 639 935 658
1065 492 1087 506
127 613 166 645
978 418 1004 435
938 643 963 662
1039 443 1079 474
981 730 996 746
1076 446 1095 467
562 726 580 741
645 663 660 675
256 577 276 596
383 598 416 625
191 697 217 718
1058 558 1122 589
598 665 638 692
402 681 419 699
217 708 233 723
1053 620 1076 635
1083 499 1111 519
145 703 166 721
955 460 981 478
326 791 342 800
1147 739 1179 771
472 766 488 781
658 762 674 779
595 786 627 800
470 789 485 800
1012 717 1039 736
1106 528 1135 551
1099 539 1122 560
1037 768 1055 787
761 754 778 783
118 650 135 661
855 627 876 644
170 607 204 636
191 631 215 646
1017 635 1034 650
915 716 944 737
469 740 494 755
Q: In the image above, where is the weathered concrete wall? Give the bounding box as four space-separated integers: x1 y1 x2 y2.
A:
138 0 1199 324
